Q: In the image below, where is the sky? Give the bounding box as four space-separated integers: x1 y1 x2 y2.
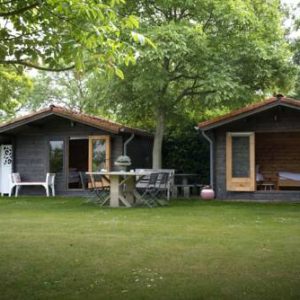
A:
282 0 300 38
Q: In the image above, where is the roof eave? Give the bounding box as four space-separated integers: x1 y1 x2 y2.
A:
52 111 120 134
199 99 300 131
0 109 153 137
0 110 54 134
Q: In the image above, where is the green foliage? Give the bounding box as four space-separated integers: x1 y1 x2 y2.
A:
24 71 110 115
0 66 32 120
97 0 297 167
162 121 210 182
0 0 142 75
112 0 296 113
289 37 300 99
0 0 150 117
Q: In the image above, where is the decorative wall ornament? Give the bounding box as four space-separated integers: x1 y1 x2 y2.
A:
2 145 12 165
0 144 13 195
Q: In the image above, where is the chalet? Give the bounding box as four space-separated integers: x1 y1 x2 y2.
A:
0 105 152 195
198 95 300 201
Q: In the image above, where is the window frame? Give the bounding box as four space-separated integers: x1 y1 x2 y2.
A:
226 132 255 192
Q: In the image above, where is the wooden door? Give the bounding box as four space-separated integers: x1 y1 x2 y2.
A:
226 132 255 191
88 136 111 172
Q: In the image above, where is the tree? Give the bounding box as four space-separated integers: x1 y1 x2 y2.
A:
98 0 297 168
0 0 142 75
162 117 210 181
288 3 300 99
0 0 148 118
24 71 109 114
290 39 300 99
0 66 32 120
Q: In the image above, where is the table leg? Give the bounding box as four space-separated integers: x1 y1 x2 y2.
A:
183 186 190 198
110 175 120 207
124 176 135 205
172 186 178 198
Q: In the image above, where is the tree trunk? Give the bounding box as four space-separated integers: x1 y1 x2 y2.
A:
152 109 165 169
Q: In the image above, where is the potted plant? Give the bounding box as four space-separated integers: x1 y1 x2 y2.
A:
114 155 131 171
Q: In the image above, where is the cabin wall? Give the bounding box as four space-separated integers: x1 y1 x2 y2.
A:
213 106 300 200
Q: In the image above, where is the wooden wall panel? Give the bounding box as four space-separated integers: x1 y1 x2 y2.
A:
256 132 300 184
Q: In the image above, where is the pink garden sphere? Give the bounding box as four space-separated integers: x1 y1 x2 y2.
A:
201 187 215 200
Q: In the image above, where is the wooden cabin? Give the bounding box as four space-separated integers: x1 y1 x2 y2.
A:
198 95 300 201
0 106 152 195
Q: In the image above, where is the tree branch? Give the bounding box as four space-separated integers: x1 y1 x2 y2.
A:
203 8 214 32
170 73 203 82
0 2 40 17
175 85 216 103
0 60 75 72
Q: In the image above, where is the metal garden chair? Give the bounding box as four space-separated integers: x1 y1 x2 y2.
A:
80 172 110 206
137 172 160 207
155 172 170 206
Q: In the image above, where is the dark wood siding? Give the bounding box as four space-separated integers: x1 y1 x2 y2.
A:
127 136 153 169
256 132 300 184
212 106 300 200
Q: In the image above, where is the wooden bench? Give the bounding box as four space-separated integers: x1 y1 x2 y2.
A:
172 184 195 198
173 174 203 198
9 173 56 197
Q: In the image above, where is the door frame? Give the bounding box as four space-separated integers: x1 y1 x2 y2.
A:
88 135 111 172
226 132 255 192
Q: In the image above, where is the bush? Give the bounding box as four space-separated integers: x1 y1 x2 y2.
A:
162 123 210 184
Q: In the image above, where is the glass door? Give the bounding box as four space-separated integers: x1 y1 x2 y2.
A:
226 132 255 191
88 136 111 172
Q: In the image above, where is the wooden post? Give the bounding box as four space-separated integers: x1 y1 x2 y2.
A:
125 176 135 205
109 175 120 207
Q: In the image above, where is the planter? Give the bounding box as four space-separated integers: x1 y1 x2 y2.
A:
201 187 215 200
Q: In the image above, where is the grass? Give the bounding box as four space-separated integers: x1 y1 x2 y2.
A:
0 197 299 300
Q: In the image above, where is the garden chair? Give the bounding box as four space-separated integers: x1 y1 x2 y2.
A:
155 172 170 206
80 172 110 206
135 168 175 199
137 172 160 207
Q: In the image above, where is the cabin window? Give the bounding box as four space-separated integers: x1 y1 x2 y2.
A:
49 140 64 173
232 136 250 178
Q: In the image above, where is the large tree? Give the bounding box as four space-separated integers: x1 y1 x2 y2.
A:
99 0 297 168
24 70 109 115
0 0 140 72
0 65 32 119
0 0 145 116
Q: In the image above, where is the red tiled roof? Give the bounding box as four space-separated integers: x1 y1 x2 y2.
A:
0 105 152 137
198 96 300 130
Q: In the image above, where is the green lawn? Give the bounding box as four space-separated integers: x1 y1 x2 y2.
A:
0 198 299 300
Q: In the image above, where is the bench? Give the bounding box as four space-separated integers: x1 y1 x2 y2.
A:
172 184 195 198
9 173 56 197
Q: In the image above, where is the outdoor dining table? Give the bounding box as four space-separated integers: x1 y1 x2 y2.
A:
86 171 149 207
